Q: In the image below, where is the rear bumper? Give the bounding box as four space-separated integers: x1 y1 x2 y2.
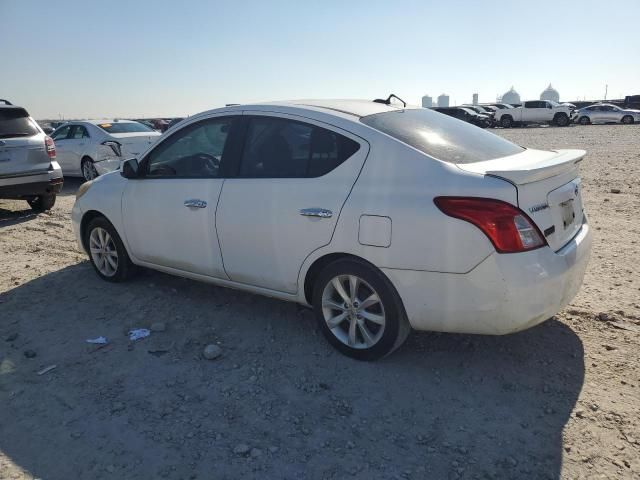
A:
0 162 63 198
383 219 592 335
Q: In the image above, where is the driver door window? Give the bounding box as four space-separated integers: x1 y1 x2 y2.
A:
145 118 233 178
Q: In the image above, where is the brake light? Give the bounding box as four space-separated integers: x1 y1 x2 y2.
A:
45 136 56 159
434 197 546 253
101 140 122 157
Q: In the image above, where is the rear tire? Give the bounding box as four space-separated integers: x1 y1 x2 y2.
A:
27 195 56 212
500 116 513 128
554 113 569 127
84 216 135 282
578 116 590 125
81 157 99 181
622 115 634 125
312 259 410 361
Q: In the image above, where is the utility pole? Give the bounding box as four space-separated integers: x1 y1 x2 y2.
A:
604 84 608 101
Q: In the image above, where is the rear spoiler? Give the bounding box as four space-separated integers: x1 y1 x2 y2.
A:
458 149 586 185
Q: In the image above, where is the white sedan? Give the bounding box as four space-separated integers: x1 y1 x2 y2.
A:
51 120 161 181
72 98 592 360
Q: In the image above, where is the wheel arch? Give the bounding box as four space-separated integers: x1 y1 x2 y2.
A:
302 252 393 306
79 210 113 253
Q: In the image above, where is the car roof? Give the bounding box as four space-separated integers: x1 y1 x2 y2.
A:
82 119 142 125
195 99 414 121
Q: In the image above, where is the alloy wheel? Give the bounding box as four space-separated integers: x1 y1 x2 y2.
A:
321 274 386 349
89 227 118 277
82 161 98 181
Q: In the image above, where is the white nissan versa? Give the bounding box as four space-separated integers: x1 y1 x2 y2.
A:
71 97 592 360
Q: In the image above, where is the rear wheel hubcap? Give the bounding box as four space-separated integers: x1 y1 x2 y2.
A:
321 274 385 349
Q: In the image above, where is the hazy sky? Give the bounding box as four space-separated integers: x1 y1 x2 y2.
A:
2 0 639 119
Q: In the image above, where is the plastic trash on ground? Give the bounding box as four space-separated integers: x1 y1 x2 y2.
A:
128 329 151 341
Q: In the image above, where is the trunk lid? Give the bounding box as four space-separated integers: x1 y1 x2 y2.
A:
0 134 50 177
110 132 161 157
458 148 586 251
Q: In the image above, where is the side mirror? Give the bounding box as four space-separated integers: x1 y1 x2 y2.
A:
547 104 552 109
121 158 139 179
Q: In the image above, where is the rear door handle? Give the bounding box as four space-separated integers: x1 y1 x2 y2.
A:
299 208 332 218
184 199 207 208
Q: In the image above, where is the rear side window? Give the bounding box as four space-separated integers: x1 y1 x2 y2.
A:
239 117 360 178
70 125 90 139
0 108 39 138
361 108 524 164
97 122 154 134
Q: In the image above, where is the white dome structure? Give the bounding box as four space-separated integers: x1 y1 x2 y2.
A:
540 84 560 102
501 86 520 104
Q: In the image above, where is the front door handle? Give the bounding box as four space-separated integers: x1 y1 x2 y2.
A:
299 208 332 218
184 199 207 208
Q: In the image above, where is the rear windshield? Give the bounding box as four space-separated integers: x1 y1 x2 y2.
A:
360 108 524 164
97 122 154 134
0 108 39 138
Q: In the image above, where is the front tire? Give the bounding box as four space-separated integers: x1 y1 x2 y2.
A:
500 116 513 128
554 113 569 127
81 158 99 181
84 216 135 282
622 115 634 125
27 195 56 212
578 116 590 125
312 259 410 361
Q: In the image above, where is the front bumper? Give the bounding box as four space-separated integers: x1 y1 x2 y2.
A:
383 220 592 335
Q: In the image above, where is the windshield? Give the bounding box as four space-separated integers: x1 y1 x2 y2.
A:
360 108 524 164
97 121 154 134
0 108 39 138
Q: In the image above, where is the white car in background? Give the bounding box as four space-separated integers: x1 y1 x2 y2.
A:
72 98 592 360
51 120 161 181
572 103 640 125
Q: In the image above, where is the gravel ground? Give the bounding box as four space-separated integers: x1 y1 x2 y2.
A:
1 124 639 480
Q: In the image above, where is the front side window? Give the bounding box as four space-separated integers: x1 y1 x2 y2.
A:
361 108 524 164
145 118 233 178
239 117 360 178
52 125 71 140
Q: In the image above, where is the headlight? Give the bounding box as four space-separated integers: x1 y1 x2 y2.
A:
76 180 93 200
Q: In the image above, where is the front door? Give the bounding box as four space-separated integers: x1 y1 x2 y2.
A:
122 115 236 278
65 124 91 175
216 113 368 293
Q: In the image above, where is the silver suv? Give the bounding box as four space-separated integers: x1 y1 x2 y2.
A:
0 99 63 211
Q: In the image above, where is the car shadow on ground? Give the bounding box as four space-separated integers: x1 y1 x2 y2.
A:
0 206 40 228
0 263 584 480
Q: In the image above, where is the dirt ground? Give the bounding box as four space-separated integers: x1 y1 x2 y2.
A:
1 124 639 480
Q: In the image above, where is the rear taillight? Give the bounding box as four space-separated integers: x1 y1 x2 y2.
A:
101 140 122 157
45 136 56 159
434 197 546 253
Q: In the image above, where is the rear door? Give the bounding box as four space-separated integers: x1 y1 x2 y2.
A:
62 125 91 175
216 113 368 293
0 108 49 177
122 115 237 277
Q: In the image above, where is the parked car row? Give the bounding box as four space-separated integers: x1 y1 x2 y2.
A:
433 100 639 129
